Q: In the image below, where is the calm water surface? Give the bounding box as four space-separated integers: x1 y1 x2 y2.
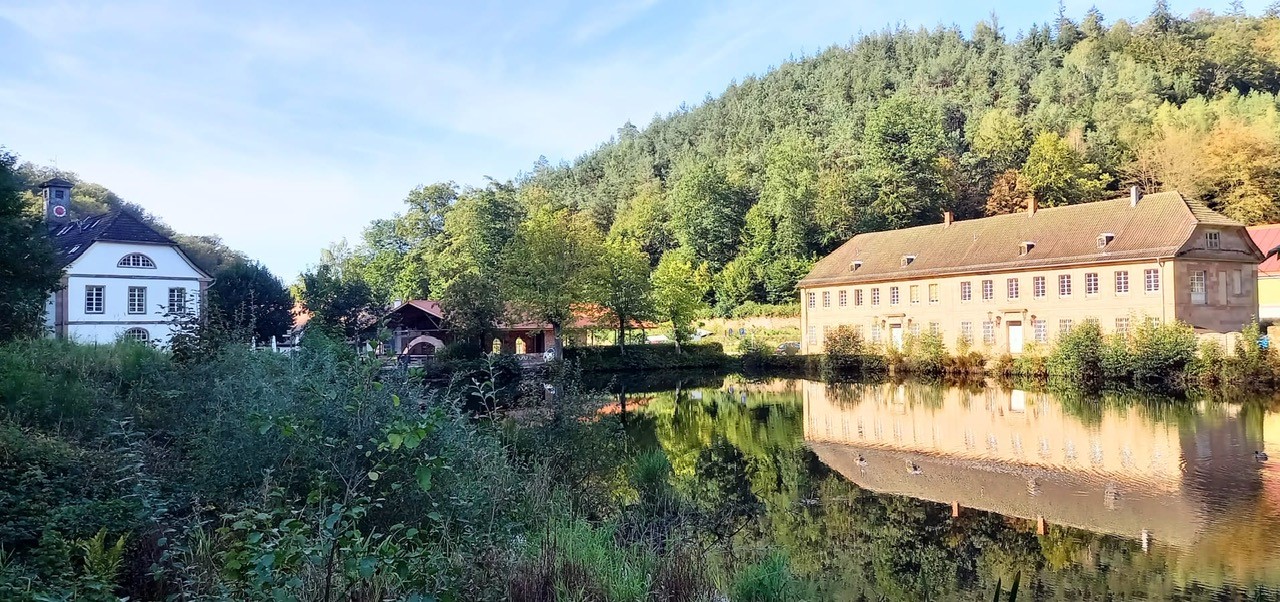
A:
600 373 1280 601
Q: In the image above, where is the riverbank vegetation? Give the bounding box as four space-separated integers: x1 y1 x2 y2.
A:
740 319 1280 391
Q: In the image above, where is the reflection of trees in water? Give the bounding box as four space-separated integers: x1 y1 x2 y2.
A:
631 377 1280 600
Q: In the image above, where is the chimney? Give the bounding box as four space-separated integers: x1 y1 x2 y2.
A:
943 211 954 227
1027 196 1037 216
1130 185 1142 207
39 177 72 224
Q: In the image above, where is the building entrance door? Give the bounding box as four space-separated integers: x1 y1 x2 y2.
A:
1007 321 1024 353
890 325 903 350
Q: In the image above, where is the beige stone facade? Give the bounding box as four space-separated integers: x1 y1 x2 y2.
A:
798 192 1262 354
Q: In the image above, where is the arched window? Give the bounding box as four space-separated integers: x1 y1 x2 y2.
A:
118 253 156 268
122 328 150 343
491 339 502 354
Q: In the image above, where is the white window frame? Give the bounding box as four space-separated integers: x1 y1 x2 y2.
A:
1115 271 1129 294
960 281 972 302
1190 270 1206 305
981 280 994 301
854 289 863 306
168 287 188 314
127 286 147 315
960 322 973 343
928 283 939 304
807 292 816 308
117 253 156 269
1115 317 1130 337
1058 274 1072 297
1007 278 1019 299
909 285 920 305
982 321 995 345
822 291 831 308
889 286 900 305
1033 276 1046 299
1205 230 1221 250
871 288 881 306
85 285 104 314
1033 319 1047 343
807 326 817 345
1085 272 1099 296
1059 319 1074 334
122 327 150 343
838 290 848 307
1144 269 1160 293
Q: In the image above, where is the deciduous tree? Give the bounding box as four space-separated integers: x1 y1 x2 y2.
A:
651 248 710 352
0 151 60 341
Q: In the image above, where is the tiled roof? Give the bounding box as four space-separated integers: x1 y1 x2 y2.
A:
48 210 175 267
799 191 1239 288
1248 224 1280 276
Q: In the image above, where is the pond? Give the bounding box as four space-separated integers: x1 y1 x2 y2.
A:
596 373 1280 600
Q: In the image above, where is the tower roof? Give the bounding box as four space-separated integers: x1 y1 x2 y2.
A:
39 176 74 189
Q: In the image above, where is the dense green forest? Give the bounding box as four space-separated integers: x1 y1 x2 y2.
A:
323 2 1280 317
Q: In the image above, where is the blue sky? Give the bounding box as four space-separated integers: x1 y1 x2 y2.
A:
0 0 1263 279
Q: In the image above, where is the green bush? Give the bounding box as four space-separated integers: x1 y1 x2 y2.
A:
1046 321 1104 379
1129 319 1198 382
728 302 801 319
730 551 806 602
566 343 730 372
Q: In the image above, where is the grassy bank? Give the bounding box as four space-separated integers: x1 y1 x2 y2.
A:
566 342 732 372
0 335 809 601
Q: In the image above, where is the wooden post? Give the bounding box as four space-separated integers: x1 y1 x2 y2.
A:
1036 515 1046 535
951 501 960 518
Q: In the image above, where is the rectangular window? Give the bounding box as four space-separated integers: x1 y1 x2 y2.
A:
1233 270 1242 295
1206 231 1221 249
85 285 104 314
854 325 864 338
1085 272 1099 295
822 291 831 308
1033 319 1048 343
127 286 146 315
889 287 900 305
909 285 920 305
854 289 863 306
1190 270 1207 305
928 283 939 304
168 287 187 314
1115 317 1130 337
1007 278 1019 299
807 326 817 345
871 288 881 306
1058 275 1072 297
960 281 972 301
870 324 882 344
1145 269 1160 292
909 323 920 337
928 322 940 335
1115 271 1129 294
982 321 995 344
1033 276 1046 298
982 280 994 301
1059 319 1074 334
807 292 816 308
960 321 973 343
838 290 848 307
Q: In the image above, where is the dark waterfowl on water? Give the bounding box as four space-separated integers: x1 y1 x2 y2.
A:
1257 451 1269 462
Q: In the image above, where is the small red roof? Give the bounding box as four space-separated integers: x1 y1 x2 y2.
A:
1248 224 1280 276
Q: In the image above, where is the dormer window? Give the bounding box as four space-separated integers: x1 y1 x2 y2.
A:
1097 233 1115 248
900 255 916 267
1205 231 1221 250
1020 241 1036 256
118 253 156 268
850 260 863 271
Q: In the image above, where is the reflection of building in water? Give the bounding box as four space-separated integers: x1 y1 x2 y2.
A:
804 381 1263 548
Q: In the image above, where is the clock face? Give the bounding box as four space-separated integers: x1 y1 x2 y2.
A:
52 205 67 218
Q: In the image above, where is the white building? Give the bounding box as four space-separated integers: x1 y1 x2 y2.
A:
40 177 213 345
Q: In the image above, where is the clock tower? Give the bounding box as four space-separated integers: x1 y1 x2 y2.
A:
40 177 73 224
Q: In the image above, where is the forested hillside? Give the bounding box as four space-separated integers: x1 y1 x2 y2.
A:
327 2 1280 316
